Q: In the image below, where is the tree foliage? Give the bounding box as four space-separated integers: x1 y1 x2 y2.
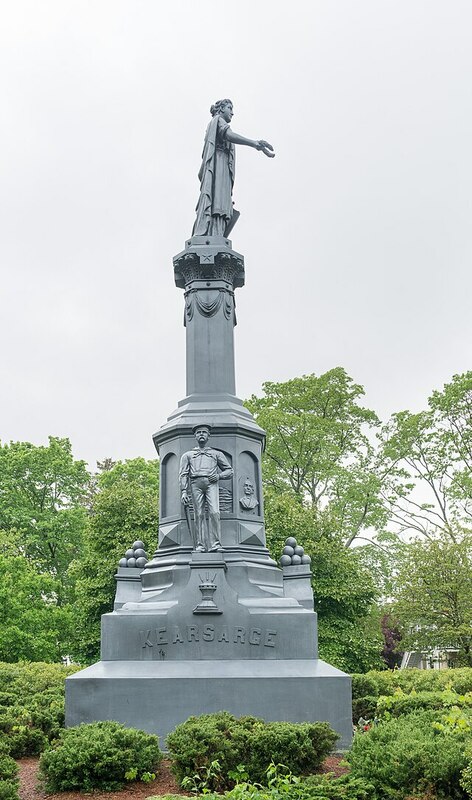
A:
264 492 383 672
246 369 386 547
380 372 472 540
0 437 89 604
393 535 472 666
69 458 159 664
0 535 71 662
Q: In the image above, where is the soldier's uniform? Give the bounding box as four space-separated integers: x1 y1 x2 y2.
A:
179 447 233 551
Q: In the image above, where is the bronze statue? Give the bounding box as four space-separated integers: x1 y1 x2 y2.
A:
192 99 274 238
179 424 234 552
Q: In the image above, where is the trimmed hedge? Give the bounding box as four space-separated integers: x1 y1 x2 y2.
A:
0 739 18 800
376 687 472 719
347 709 471 799
0 662 79 757
351 668 472 725
351 668 472 701
166 711 338 790
39 721 162 792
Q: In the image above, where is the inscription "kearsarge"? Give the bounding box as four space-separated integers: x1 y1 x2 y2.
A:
140 625 277 649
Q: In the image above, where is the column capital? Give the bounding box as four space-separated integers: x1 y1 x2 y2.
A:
174 236 245 289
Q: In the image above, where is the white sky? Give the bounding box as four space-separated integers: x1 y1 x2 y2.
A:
1 0 471 467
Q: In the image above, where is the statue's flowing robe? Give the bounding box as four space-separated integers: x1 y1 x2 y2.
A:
192 115 235 236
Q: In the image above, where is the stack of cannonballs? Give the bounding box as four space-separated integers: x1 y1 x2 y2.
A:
118 540 149 569
279 536 311 567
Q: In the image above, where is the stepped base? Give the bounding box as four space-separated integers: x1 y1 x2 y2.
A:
65 658 352 750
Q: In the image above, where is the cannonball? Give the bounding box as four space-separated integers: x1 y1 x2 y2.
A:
127 557 137 568
280 554 292 567
301 554 311 564
125 549 135 559
285 536 297 548
135 557 147 568
291 554 302 565
118 558 128 568
132 540 145 550
294 545 305 557
283 545 295 557
134 548 146 559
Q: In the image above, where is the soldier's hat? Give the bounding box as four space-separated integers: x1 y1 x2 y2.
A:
192 423 212 434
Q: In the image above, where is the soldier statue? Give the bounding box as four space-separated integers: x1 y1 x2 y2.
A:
179 424 233 552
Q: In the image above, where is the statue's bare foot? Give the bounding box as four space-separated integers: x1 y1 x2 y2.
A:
210 543 224 552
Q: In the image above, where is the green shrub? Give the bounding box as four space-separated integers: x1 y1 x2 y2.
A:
174 767 375 800
352 696 378 724
376 687 472 720
359 668 472 698
0 739 19 800
0 708 48 757
351 675 379 701
0 661 78 756
451 674 472 696
39 721 162 792
167 712 258 790
0 662 79 695
0 783 19 800
301 774 375 799
460 751 472 797
166 712 338 790
347 710 470 799
0 757 17 785
246 721 338 783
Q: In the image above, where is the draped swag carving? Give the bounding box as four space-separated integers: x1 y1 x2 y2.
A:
184 288 234 325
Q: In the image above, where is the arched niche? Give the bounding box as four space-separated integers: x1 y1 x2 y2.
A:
218 450 233 514
238 451 260 515
160 452 180 519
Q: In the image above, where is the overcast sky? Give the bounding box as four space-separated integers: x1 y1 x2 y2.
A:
1 1 471 468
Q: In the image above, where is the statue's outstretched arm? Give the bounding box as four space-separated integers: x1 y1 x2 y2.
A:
226 129 275 158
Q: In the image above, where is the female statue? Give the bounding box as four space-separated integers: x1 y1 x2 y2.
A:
192 99 274 238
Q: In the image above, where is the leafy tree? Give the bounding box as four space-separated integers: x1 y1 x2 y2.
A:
380 371 472 540
392 535 472 666
246 369 386 547
69 458 159 664
0 437 89 604
380 611 403 669
0 534 71 662
264 492 383 672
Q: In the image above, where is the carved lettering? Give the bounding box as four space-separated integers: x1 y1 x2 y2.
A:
172 626 184 643
187 625 199 642
234 626 246 643
157 627 168 645
203 624 215 642
140 624 278 653
249 627 262 645
218 626 229 642
264 629 277 647
140 630 154 648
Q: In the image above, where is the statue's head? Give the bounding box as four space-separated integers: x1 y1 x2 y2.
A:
210 99 233 123
243 479 254 496
193 424 211 446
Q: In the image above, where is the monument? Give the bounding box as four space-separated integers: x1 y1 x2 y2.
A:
66 99 352 748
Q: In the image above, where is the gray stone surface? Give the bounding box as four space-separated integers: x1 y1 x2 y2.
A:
66 659 352 750
282 564 315 611
113 567 143 610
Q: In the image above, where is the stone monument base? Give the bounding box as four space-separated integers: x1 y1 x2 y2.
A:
65 658 352 750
